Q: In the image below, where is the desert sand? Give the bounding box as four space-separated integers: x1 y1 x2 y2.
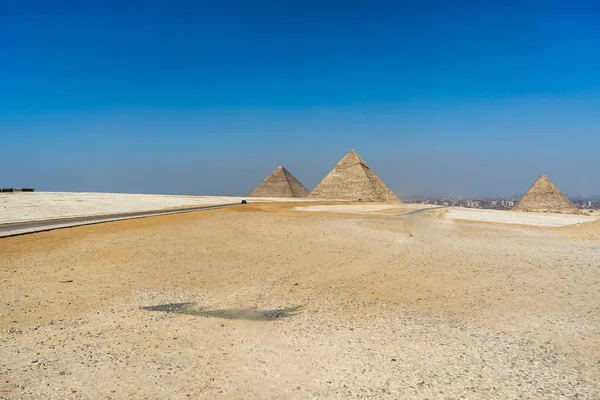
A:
0 192 312 224
1 202 599 399
294 204 424 214
444 207 598 227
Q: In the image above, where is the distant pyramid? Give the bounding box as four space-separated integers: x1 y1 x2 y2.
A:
512 175 579 214
248 166 310 198
309 150 399 202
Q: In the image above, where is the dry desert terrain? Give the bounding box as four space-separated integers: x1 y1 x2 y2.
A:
1 201 600 399
0 192 313 224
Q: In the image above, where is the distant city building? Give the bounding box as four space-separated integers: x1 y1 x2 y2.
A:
404 195 598 210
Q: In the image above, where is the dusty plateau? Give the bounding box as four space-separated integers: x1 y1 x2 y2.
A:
1 201 599 399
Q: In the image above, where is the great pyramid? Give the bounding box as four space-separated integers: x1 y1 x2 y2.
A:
512 175 579 214
309 150 399 202
248 166 310 198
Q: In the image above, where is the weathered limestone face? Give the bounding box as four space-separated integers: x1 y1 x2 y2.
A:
512 175 579 214
248 166 310 198
309 150 399 202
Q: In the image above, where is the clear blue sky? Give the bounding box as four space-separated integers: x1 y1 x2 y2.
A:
1 1 599 198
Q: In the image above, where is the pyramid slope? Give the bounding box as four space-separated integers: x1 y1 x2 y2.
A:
281 168 311 198
512 175 579 214
309 150 399 202
248 166 310 198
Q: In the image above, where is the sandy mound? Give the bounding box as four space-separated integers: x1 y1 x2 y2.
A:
556 218 600 240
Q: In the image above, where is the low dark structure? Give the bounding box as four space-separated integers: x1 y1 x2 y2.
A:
1 188 35 192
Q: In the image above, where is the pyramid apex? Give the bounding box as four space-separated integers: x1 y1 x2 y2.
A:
533 175 553 185
339 149 366 166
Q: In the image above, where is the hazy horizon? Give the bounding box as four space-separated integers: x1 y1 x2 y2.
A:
2 2 599 198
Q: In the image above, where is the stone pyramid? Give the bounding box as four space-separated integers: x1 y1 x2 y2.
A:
512 175 579 214
309 150 399 202
248 166 310 198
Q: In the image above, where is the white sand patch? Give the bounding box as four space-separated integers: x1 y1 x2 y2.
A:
0 192 313 224
446 207 598 227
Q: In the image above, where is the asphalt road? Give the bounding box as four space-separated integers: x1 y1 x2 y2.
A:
395 206 447 217
0 203 241 238
1 204 446 239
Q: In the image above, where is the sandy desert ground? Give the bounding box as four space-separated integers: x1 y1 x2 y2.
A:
1 201 599 399
445 207 598 227
294 203 436 214
0 192 313 224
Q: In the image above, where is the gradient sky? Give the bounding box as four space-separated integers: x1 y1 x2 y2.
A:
1 1 599 198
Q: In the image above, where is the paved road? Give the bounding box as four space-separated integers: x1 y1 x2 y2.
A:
1 204 446 239
394 206 447 217
0 203 241 238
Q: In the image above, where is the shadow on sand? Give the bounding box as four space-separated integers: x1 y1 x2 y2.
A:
141 303 302 321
